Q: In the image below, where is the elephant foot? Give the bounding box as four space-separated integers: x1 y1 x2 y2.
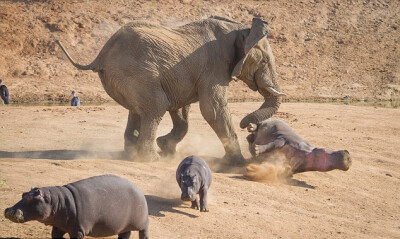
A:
222 153 247 166
124 144 138 158
125 144 160 162
156 136 177 156
138 150 160 162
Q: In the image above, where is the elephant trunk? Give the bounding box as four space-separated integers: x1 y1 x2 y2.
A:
240 88 282 129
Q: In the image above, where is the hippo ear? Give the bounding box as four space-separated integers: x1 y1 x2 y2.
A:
35 188 43 197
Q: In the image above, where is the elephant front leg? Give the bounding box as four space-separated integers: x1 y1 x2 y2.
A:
199 88 245 165
157 105 190 156
124 110 141 155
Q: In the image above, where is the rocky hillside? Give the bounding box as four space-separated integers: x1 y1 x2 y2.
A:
0 0 398 103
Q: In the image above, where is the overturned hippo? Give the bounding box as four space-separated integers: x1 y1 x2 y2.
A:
246 119 351 174
176 156 212 212
4 175 149 239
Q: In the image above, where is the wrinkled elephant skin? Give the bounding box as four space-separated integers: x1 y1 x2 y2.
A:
56 16 284 164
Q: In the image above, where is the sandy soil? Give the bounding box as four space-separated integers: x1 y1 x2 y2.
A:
0 102 399 238
0 0 399 103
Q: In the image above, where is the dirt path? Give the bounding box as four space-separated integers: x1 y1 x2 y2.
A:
0 102 399 238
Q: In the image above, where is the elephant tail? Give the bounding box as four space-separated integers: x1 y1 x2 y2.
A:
55 40 99 72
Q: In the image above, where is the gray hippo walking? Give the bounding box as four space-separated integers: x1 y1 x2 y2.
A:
4 175 149 239
247 119 351 174
176 156 212 212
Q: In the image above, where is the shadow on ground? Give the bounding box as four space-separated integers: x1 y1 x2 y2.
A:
145 195 198 218
229 175 315 189
0 150 127 160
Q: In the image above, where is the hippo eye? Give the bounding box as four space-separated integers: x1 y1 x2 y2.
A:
22 192 30 199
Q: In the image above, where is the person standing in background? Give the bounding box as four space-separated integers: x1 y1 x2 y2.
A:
0 79 10 105
70 90 81 106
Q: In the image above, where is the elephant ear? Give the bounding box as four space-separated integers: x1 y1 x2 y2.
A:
232 18 270 80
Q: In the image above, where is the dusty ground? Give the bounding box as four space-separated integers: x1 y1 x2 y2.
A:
0 102 399 238
0 0 399 102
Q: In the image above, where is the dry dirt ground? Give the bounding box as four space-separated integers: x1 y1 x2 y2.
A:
0 0 399 102
0 102 399 238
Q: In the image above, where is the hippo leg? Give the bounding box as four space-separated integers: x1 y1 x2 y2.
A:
139 222 149 239
118 231 130 239
294 148 352 173
51 227 66 239
199 188 209 212
254 139 285 156
246 133 255 144
191 197 199 210
68 231 84 239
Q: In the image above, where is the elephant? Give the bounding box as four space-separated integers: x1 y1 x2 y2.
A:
56 16 285 164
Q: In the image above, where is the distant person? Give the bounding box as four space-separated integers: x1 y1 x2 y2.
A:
0 79 10 105
70 90 81 106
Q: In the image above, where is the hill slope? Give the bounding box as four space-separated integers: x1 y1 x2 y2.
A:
0 0 399 102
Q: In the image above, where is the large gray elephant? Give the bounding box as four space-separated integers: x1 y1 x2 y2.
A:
56 16 284 164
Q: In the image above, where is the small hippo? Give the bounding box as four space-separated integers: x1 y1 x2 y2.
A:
4 175 149 239
247 119 351 174
176 156 212 212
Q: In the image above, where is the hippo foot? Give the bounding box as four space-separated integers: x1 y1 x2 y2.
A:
200 208 209 212
247 123 258 132
156 136 177 156
341 150 352 171
191 201 199 210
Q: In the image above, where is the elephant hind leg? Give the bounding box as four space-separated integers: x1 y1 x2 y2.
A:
157 105 190 155
124 110 141 155
136 111 165 161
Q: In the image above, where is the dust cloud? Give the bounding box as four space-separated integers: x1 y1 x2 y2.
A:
245 158 293 183
149 171 181 199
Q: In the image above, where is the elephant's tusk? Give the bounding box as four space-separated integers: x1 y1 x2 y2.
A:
266 87 286 96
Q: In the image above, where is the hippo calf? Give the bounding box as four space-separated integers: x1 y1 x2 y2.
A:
4 175 149 239
176 156 212 212
247 119 351 174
